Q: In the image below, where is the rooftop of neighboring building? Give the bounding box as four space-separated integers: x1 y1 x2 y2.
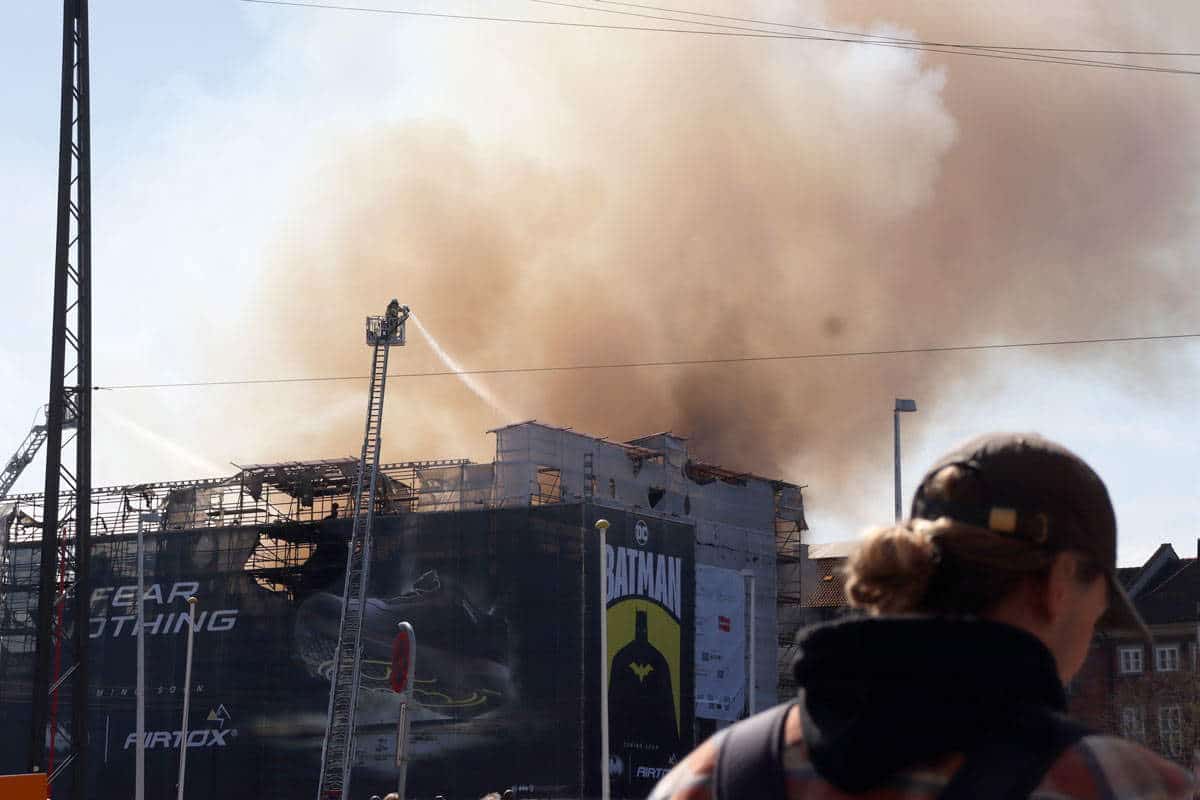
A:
1109 540 1199 630
1133 558 1199 626
798 537 1200 626
807 540 861 560
803 558 848 608
800 541 860 609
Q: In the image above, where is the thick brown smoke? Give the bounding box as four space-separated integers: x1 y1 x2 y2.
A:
243 1 1199 513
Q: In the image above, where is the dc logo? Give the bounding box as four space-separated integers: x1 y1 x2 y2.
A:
634 521 649 547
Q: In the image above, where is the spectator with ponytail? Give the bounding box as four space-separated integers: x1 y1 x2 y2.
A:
651 433 1196 800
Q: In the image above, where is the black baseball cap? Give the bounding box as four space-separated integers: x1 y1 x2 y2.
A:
910 433 1151 642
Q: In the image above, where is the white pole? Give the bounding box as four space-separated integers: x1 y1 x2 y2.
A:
177 596 198 800
893 410 902 522
740 569 756 716
395 621 415 800
135 514 147 800
594 519 610 800
894 399 917 521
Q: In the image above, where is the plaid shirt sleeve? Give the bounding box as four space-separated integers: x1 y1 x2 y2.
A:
648 728 1197 800
646 730 725 800
1071 735 1197 800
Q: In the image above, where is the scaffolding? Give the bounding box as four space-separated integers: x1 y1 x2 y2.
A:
1 422 808 763
773 484 807 699
0 458 469 666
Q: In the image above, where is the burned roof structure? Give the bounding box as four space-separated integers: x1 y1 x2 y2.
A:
0 421 809 798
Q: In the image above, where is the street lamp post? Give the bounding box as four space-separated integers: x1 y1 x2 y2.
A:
594 519 610 800
135 511 161 800
894 399 917 521
177 596 198 800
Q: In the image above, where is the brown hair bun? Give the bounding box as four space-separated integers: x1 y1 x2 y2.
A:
844 523 938 614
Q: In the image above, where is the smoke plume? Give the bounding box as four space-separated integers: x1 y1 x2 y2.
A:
244 1 1200 517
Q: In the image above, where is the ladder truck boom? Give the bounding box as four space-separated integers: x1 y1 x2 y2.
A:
0 406 65 500
315 300 410 800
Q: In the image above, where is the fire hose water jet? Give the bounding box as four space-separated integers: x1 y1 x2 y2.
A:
409 313 516 422
99 406 227 478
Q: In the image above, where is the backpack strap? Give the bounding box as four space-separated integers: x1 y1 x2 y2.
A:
712 701 797 800
938 708 1090 800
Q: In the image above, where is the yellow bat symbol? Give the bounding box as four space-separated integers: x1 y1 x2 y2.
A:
629 662 654 683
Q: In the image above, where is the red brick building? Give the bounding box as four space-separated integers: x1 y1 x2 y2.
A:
798 541 857 628
1069 541 1199 769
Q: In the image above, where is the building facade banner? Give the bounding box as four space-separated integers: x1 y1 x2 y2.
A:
603 511 695 798
694 564 746 721
0 507 589 800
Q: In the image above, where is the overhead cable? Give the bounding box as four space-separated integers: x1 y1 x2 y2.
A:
519 0 1200 73
584 0 1200 57
93 332 1200 391
239 0 1200 76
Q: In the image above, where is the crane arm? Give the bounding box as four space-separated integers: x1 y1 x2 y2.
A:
0 408 50 500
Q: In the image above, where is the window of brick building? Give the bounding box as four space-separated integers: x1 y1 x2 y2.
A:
1158 705 1184 758
1119 646 1144 674
1121 706 1146 741
1155 644 1180 672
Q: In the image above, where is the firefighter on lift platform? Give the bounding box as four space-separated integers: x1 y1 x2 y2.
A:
385 299 401 336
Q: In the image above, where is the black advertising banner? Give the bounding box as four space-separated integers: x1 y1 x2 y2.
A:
602 511 695 799
0 506 588 800
315 505 587 799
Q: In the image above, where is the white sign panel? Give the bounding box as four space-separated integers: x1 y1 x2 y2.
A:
694 565 746 721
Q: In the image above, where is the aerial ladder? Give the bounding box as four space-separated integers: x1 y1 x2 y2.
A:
316 299 410 800
0 406 64 501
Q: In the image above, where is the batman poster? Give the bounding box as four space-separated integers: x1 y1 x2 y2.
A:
602 512 695 798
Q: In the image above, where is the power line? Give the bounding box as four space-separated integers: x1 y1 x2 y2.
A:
518 0 1200 74
93 332 1200 391
585 0 1200 57
239 0 1200 76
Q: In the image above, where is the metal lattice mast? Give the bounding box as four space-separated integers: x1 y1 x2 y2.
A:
28 2 93 797
316 301 410 800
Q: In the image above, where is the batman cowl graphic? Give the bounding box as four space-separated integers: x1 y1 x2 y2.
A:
608 608 679 763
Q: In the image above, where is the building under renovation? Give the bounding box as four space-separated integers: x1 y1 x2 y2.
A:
0 421 806 800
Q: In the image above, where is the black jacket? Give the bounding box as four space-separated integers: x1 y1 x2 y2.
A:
792 617 1069 793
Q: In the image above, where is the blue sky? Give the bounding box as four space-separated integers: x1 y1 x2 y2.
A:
1 1 1196 566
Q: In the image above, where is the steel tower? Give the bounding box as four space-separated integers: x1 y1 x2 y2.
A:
28 1 93 796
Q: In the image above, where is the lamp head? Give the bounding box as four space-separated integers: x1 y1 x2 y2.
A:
594 519 610 531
